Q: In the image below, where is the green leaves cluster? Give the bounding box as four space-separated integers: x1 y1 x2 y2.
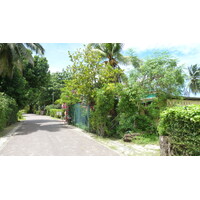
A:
187 64 200 95
0 93 18 130
116 52 185 135
0 43 44 77
60 47 124 106
129 52 185 98
90 83 121 136
158 105 200 156
61 46 186 138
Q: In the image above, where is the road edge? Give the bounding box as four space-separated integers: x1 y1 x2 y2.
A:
0 121 23 153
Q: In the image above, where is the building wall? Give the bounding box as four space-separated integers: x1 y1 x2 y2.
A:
167 99 200 106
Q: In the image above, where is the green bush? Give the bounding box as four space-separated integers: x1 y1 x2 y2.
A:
90 84 118 137
45 104 61 116
158 105 200 156
117 90 157 135
49 109 64 118
17 110 25 120
35 110 40 115
0 93 18 130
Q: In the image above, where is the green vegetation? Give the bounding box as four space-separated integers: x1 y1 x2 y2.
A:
132 134 159 145
44 104 61 116
0 42 199 155
0 93 18 130
186 64 200 95
0 43 44 77
158 105 200 156
17 110 25 121
48 109 64 118
59 46 186 140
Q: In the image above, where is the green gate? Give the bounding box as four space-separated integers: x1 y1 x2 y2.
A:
69 103 90 130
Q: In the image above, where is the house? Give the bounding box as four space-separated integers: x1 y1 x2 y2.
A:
142 94 200 106
167 96 200 106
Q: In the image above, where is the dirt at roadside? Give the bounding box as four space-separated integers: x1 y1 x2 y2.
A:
84 132 160 156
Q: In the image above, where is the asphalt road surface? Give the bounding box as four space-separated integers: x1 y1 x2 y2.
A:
0 114 118 156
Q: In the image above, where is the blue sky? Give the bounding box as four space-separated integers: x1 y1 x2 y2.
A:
42 43 200 73
41 43 84 72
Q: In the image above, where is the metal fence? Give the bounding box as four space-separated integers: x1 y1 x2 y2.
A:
69 103 90 130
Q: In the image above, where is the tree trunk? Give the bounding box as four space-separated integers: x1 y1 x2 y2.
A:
159 136 172 156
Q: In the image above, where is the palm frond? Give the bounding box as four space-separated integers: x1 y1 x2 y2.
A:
25 43 45 55
0 43 45 77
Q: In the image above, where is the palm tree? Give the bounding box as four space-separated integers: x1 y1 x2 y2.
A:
88 43 129 68
0 43 45 77
88 43 131 83
187 64 200 95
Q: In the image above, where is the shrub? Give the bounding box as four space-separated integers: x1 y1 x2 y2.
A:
90 84 118 137
45 104 61 116
0 93 18 130
117 89 157 135
17 110 25 120
158 105 200 156
49 109 64 118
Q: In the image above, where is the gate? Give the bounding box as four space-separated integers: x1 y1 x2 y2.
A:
69 103 90 130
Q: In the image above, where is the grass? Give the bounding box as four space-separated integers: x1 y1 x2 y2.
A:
131 133 159 145
0 122 20 138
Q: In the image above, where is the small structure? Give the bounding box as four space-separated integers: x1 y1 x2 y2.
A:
142 94 200 107
167 96 200 106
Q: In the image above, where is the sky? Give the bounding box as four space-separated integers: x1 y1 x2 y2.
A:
42 43 200 73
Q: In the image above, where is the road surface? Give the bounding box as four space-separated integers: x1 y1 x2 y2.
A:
0 114 118 156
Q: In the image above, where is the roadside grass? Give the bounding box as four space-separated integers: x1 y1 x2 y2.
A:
131 134 159 145
0 122 20 138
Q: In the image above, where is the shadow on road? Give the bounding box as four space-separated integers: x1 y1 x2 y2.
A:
14 117 76 136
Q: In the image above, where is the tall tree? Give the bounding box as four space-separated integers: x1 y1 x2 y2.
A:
88 43 129 69
39 71 70 106
0 68 27 109
129 51 185 98
23 56 50 112
187 64 200 95
60 47 124 106
0 43 44 77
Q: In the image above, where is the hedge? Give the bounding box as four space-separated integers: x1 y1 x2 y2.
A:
0 93 18 130
49 109 64 118
158 105 200 156
44 104 61 116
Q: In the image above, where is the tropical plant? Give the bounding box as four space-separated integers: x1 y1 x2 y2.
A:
158 105 200 156
0 93 18 130
129 51 185 99
60 47 124 106
187 64 200 95
23 56 50 113
88 43 129 69
0 43 45 77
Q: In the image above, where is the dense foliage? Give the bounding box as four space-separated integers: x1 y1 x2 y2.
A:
23 56 50 112
90 83 121 136
0 93 18 130
158 105 200 156
117 52 185 135
60 47 124 106
0 43 44 77
44 104 61 116
60 46 186 138
0 68 27 109
186 64 200 95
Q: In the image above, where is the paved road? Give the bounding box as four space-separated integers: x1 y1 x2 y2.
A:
0 114 118 156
